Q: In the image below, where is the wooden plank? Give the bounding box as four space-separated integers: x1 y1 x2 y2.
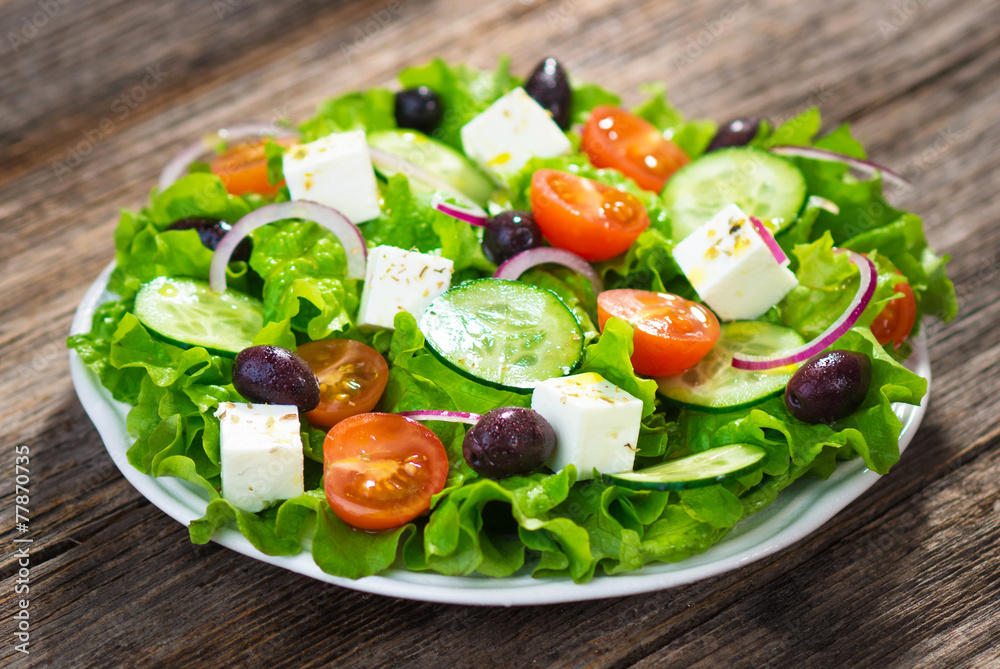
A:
0 0 998 664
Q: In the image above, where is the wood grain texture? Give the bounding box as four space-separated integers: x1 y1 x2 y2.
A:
1 0 999 666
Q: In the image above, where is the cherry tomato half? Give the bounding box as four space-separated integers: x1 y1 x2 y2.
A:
530 169 650 262
297 339 389 428
597 289 720 377
210 137 295 196
870 280 916 349
581 106 690 192
323 413 449 531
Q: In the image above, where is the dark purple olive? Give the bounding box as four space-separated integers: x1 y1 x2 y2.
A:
463 407 556 479
166 218 252 263
524 57 572 130
394 87 443 135
706 116 766 152
482 211 543 265
785 350 872 424
232 345 320 412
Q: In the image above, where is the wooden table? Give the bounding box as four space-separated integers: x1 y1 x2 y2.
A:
2 0 998 665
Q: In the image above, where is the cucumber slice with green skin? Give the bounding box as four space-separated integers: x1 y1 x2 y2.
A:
662 147 807 242
605 443 767 491
133 277 264 357
368 129 496 206
656 321 805 413
419 279 584 392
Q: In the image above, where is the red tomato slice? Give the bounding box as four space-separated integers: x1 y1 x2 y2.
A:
870 280 916 349
581 106 689 192
297 339 389 428
597 289 720 377
530 169 649 262
211 137 295 196
323 413 449 531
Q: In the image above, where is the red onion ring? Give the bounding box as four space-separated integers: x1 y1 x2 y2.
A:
209 201 367 294
750 217 788 265
494 247 604 295
158 122 296 191
731 250 876 370
769 145 911 189
430 192 488 227
397 410 483 425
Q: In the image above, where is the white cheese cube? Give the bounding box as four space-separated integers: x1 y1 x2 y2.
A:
532 372 643 480
214 402 304 513
460 87 571 180
672 204 799 321
357 245 454 330
282 129 381 223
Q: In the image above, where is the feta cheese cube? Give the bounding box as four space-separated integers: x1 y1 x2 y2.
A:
282 129 381 223
460 87 571 180
672 204 798 320
532 372 643 480
357 245 454 330
214 402 304 513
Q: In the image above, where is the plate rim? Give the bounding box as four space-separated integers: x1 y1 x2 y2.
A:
69 262 931 606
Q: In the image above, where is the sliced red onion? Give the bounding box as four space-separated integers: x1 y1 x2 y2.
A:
368 146 467 197
397 410 483 425
749 217 788 266
807 195 840 215
494 247 604 295
769 145 911 189
732 250 876 370
158 122 295 191
209 201 366 294
430 192 488 227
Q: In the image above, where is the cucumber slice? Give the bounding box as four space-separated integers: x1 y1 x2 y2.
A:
605 443 767 491
368 129 496 206
134 277 264 357
419 279 584 391
663 147 807 242
657 321 804 413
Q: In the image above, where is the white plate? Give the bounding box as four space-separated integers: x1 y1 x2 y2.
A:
70 262 931 606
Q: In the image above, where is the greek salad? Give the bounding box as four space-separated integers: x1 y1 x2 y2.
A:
68 57 956 582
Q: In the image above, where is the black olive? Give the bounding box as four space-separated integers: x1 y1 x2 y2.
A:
166 218 252 263
524 57 572 130
482 211 544 265
706 116 766 152
232 345 320 412
463 407 556 479
785 350 872 424
394 87 444 135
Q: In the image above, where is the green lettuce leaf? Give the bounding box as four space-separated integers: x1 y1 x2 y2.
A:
404 467 591 579
632 83 717 159
780 232 903 340
568 82 620 127
772 117 955 328
67 299 146 403
842 213 957 325
109 174 252 298
298 88 397 143
758 107 822 147
248 219 360 341
641 504 727 563
363 174 493 276
599 228 683 294
379 312 531 416
576 317 658 417
398 57 518 150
